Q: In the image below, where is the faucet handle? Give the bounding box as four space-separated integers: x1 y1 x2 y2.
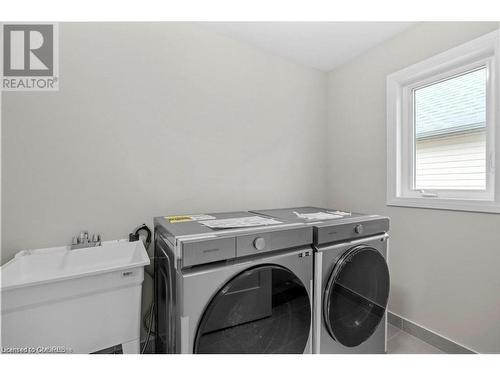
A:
79 231 89 244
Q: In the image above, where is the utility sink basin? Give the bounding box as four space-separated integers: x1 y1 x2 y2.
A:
1 240 150 354
1 240 150 291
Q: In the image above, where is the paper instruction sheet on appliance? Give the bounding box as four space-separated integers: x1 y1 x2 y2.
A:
328 210 352 216
199 216 283 229
293 211 349 220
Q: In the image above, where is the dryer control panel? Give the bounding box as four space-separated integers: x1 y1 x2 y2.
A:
314 217 389 245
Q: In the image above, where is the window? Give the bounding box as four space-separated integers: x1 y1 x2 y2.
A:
387 30 500 213
414 68 487 191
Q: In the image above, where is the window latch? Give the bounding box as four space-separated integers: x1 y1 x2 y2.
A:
419 190 438 198
489 152 495 173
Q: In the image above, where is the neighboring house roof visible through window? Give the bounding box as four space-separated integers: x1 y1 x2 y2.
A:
415 67 486 139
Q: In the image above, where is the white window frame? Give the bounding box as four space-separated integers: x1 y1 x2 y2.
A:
387 30 500 214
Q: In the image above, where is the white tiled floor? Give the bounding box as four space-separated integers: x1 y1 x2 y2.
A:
387 324 444 354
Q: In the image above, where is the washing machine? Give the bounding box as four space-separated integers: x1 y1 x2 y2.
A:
154 211 314 354
252 207 390 354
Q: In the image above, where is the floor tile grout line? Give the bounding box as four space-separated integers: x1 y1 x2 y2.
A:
387 325 403 341
387 332 402 342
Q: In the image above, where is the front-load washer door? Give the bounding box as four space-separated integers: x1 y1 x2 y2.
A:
323 246 389 348
194 264 311 354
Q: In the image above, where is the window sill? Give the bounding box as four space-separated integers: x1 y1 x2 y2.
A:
387 196 500 214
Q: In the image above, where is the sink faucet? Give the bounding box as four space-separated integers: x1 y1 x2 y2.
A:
71 231 102 250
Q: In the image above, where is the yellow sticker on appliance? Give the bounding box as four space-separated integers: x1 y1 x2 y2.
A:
166 216 193 223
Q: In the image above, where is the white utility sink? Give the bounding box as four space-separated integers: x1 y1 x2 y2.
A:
1 240 150 354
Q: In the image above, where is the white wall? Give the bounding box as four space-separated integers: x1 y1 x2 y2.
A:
1 22 327 263
327 22 500 353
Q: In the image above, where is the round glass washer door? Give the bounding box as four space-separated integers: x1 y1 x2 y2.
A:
194 265 311 354
323 246 390 347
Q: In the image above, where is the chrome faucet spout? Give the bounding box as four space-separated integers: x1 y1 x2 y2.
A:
70 230 102 250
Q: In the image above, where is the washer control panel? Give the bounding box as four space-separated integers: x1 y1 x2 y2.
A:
236 227 312 257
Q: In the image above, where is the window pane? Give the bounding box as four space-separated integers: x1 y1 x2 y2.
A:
414 68 487 190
